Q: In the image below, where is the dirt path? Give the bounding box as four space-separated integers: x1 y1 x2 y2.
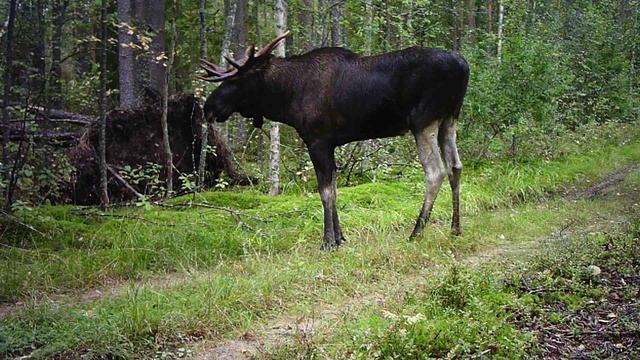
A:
190 165 640 359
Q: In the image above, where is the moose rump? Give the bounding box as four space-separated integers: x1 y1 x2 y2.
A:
198 32 470 249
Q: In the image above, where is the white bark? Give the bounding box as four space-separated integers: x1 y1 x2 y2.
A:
161 0 177 196
220 1 238 66
269 0 287 196
497 0 504 62
198 0 208 188
219 0 238 141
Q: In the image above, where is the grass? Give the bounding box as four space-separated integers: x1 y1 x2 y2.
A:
317 211 640 360
0 122 639 358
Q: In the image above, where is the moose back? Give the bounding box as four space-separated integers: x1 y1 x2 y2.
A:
199 32 470 249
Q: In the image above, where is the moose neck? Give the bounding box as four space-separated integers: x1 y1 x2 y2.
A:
255 57 302 128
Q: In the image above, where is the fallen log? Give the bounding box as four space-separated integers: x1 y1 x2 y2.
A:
0 130 78 146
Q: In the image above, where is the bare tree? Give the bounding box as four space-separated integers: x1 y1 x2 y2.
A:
270 0 287 196
98 0 110 208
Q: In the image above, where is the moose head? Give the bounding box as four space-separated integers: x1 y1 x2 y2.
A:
198 31 290 128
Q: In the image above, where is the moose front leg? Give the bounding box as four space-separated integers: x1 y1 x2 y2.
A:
309 144 343 250
410 120 446 240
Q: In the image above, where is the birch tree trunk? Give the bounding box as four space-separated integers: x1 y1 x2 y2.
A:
98 0 110 208
254 0 265 174
497 0 504 62
219 0 238 141
270 0 287 196
361 0 374 172
118 0 137 110
233 0 248 146
161 0 177 196
198 0 209 188
2 0 17 210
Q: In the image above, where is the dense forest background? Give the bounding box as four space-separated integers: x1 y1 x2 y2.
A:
0 0 638 210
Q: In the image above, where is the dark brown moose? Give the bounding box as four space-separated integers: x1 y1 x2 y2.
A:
198 31 470 250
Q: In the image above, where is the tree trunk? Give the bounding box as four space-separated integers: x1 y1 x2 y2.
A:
99 0 110 208
318 0 329 46
118 0 137 110
233 0 248 146
464 0 476 45
299 0 314 51
254 0 265 174
2 0 17 211
330 0 344 47
365 0 373 55
146 0 166 96
198 0 209 188
487 0 493 34
270 0 287 196
161 0 177 196
199 0 207 59
51 0 70 109
218 0 238 141
497 0 504 62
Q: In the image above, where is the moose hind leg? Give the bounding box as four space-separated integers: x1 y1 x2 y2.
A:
410 121 446 240
439 118 463 235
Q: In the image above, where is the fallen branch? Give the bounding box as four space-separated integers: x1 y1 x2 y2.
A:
30 107 95 124
107 165 144 199
0 210 46 237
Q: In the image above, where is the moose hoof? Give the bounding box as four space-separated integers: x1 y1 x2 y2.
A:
320 241 339 251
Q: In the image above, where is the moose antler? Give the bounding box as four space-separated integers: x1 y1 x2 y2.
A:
197 31 290 82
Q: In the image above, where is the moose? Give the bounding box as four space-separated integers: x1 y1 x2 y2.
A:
198 31 469 250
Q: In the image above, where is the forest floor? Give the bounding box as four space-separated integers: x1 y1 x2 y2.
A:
1 123 639 359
